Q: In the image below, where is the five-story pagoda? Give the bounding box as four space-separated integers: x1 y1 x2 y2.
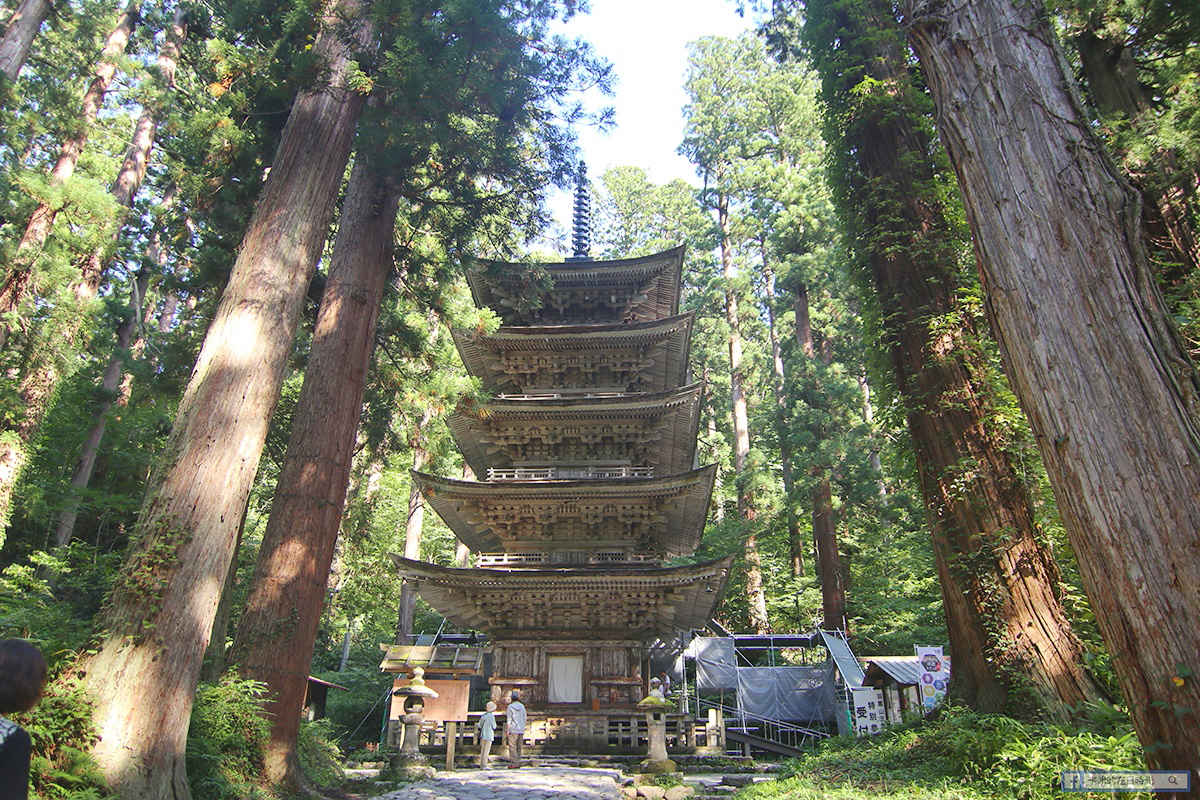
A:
393 176 730 736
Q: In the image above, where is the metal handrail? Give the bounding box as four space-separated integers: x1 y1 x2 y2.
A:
696 697 829 751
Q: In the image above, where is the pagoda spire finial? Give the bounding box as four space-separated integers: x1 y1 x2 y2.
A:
568 161 592 261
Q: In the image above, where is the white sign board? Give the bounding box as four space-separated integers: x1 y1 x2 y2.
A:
916 645 949 710
851 687 886 736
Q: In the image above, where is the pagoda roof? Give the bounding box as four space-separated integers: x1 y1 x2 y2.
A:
390 555 734 640
465 246 685 325
447 383 704 477
411 464 717 556
452 312 694 395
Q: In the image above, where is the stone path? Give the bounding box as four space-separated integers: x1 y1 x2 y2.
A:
368 766 623 800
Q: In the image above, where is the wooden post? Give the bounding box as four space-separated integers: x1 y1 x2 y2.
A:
445 721 456 770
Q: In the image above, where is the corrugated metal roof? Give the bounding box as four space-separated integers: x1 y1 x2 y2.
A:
863 656 922 686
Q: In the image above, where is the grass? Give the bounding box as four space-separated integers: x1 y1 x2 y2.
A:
733 704 1152 800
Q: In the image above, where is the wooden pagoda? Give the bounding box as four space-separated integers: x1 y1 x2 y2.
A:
392 245 730 743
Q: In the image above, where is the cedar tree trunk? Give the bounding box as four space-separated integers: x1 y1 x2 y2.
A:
719 188 769 633
908 0 1200 772
78 3 373 796
230 155 398 790
794 281 844 630
800 0 1103 718
0 0 52 82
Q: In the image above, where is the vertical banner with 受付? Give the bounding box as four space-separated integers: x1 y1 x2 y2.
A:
916 646 949 710
851 687 886 736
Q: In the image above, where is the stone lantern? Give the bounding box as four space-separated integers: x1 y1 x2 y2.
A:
635 677 677 775
390 667 439 778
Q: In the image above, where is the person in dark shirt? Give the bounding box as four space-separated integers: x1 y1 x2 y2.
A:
0 640 48 800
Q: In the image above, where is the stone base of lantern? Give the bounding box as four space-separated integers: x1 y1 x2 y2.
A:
637 758 678 775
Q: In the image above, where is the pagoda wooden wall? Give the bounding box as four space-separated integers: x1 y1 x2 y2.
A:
489 639 645 710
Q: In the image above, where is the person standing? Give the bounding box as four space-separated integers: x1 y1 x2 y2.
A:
475 701 498 768
0 639 48 800
504 690 526 768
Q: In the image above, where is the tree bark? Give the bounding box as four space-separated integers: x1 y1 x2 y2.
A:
230 154 396 790
78 2 373 796
798 0 1103 719
0 0 52 83
718 189 769 634
907 0 1200 772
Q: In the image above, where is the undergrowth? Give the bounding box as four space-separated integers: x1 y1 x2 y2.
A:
736 705 1149 800
186 674 272 800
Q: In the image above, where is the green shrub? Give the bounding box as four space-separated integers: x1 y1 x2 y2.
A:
17 677 115 800
186 675 272 800
748 705 1150 800
297 719 345 788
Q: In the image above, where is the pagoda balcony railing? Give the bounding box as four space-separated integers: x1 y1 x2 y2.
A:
487 465 653 481
496 390 644 400
476 551 660 568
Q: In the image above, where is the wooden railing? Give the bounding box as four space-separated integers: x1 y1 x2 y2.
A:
476 551 659 567
391 711 726 755
487 465 654 481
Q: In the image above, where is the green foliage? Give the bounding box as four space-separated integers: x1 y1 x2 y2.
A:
296 719 345 788
310 662 393 751
185 675 272 800
742 707 1148 800
13 677 114 800
0 543 121 658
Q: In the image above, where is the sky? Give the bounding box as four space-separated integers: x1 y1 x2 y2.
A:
545 0 756 251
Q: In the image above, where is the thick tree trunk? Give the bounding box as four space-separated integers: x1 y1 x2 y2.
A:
231 155 397 790
718 190 769 634
908 0 1200 772
801 0 1102 719
78 3 373 796
0 0 52 82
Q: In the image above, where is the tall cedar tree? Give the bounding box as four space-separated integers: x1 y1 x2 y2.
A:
230 153 399 791
77 1 374 795
773 0 1103 718
906 0 1200 774
682 40 772 633
229 0 605 787
50 7 186 554
0 0 138 532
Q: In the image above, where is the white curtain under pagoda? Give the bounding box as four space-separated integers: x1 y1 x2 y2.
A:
548 656 584 703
